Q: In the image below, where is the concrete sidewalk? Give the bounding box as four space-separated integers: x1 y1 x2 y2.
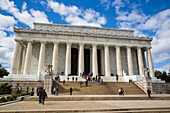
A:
0 99 170 112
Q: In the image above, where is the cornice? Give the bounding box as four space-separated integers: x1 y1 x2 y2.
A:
14 28 152 41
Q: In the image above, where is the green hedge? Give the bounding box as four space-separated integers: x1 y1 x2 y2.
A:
0 93 30 103
0 83 12 94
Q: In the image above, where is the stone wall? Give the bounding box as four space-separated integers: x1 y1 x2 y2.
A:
152 83 170 94
0 81 44 94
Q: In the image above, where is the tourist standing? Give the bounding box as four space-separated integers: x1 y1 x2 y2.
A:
76 77 78 81
118 88 121 95
121 88 124 96
36 87 39 96
30 88 34 96
56 86 59 96
85 79 88 86
38 88 43 104
63 80 65 86
147 89 151 98
18 86 22 94
53 87 56 94
70 87 73 95
42 89 47 105
116 75 119 82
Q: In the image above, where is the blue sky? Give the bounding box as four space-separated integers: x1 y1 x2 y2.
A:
0 0 170 73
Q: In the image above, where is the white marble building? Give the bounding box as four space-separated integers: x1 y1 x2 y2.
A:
3 23 156 82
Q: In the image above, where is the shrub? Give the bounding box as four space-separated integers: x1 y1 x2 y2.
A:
0 83 12 94
0 97 8 102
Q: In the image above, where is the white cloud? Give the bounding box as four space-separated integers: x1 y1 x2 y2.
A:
0 0 50 28
0 13 16 31
155 63 170 73
100 0 111 10
22 2 27 11
47 0 106 27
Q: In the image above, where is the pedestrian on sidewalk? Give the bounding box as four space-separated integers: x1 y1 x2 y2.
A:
121 88 124 96
70 87 73 95
53 87 56 94
56 86 59 96
36 87 39 96
38 87 43 104
118 88 121 95
42 89 47 105
30 88 34 96
147 89 151 98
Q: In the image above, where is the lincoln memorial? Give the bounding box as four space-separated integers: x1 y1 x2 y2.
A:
3 23 156 82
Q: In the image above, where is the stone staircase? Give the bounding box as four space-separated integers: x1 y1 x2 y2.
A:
53 81 145 95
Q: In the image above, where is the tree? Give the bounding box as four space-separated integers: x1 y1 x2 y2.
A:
154 70 170 82
0 64 9 78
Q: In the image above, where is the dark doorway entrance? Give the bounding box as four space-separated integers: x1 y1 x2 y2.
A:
84 49 90 74
71 48 78 75
97 49 101 75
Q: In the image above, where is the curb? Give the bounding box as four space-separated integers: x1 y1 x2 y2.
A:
0 95 30 106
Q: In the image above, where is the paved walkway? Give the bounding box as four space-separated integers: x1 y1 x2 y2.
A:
0 95 170 112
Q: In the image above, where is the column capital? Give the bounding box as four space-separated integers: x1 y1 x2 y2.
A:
137 46 143 49
79 43 85 46
92 43 98 46
115 45 121 48
146 46 152 49
40 41 46 44
126 45 133 48
53 41 59 45
104 44 110 47
66 42 72 45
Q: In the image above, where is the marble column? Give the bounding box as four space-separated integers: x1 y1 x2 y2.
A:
17 45 23 74
65 42 72 76
10 41 21 74
104 45 111 77
147 47 154 77
37 41 46 76
126 46 134 75
92 44 98 76
137 47 144 75
21 47 26 74
23 41 33 75
78 43 84 76
116 46 122 76
52 42 59 75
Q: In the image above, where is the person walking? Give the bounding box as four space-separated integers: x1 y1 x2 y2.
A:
147 89 151 98
63 80 65 86
116 75 119 82
53 87 56 94
56 86 59 96
118 88 121 95
41 89 47 105
36 87 39 96
121 88 124 96
70 87 73 95
38 88 43 104
30 88 34 96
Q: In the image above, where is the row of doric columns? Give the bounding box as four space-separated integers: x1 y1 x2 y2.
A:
10 41 155 78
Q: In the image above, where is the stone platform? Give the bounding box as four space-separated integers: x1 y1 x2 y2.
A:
0 95 170 113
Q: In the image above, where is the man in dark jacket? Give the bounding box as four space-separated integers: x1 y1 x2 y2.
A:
38 88 43 104
70 87 73 95
147 89 151 98
42 89 47 105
